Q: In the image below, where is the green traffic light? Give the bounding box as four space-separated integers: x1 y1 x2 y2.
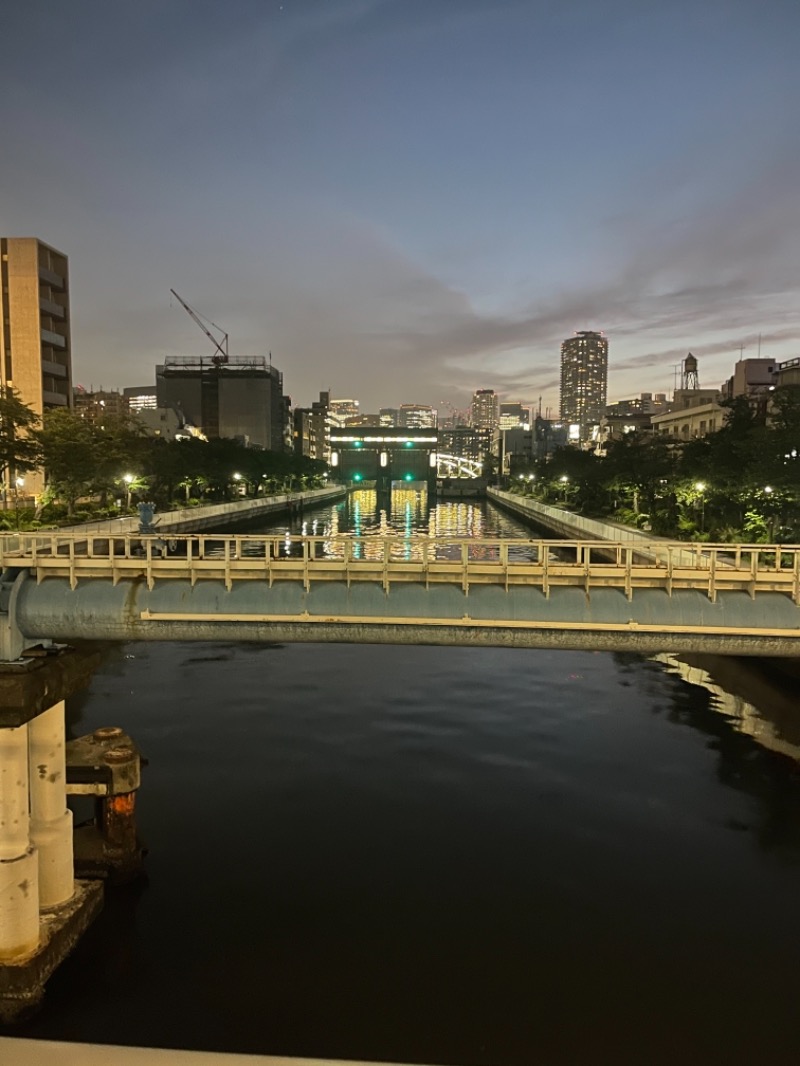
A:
404 473 413 481
404 441 413 447
354 441 363 448
353 473 363 482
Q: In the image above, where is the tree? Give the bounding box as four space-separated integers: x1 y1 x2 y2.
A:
0 387 42 504
38 409 99 516
604 434 676 530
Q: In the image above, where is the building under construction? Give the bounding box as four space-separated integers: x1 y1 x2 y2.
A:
156 354 285 450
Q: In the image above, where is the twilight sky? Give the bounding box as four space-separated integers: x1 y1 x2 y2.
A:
3 0 800 415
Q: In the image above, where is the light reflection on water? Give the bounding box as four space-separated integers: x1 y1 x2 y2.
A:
226 491 551 563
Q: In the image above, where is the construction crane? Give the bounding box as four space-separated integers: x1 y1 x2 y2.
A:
170 289 229 364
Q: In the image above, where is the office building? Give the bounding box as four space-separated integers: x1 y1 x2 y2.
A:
74 387 126 427
345 413 381 428
399 404 437 429
136 407 183 441
776 358 800 388
559 331 608 439
329 398 360 425
439 426 482 464
156 355 285 450
721 359 778 419
379 408 399 427
292 390 334 461
499 402 529 430
124 385 158 412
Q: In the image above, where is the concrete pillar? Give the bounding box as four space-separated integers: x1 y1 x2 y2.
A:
28 702 73 909
0 724 39 959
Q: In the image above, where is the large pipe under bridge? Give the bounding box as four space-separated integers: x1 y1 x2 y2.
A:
1 532 800 657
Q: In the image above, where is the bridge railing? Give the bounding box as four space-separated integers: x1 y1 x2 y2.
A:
0 533 798 602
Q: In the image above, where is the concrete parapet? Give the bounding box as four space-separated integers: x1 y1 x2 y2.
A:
52 485 346 538
488 489 702 566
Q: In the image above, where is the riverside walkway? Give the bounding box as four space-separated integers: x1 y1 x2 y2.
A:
1 531 799 656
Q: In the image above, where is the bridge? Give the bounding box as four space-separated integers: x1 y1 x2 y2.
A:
437 453 483 478
1 528 799 1013
2 531 799 657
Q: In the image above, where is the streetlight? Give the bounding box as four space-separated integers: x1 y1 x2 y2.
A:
559 474 569 502
764 486 775 541
694 481 706 532
123 473 135 510
14 477 24 530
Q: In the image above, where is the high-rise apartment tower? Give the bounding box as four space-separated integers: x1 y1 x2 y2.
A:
1 237 73 494
559 331 608 438
471 389 498 432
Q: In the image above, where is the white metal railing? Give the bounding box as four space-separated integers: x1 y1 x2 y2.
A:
1 532 798 603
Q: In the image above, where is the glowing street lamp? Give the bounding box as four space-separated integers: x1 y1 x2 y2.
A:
559 474 569 502
694 481 706 532
123 473 135 509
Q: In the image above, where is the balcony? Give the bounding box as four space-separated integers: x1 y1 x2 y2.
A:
41 358 68 378
43 389 68 407
41 328 66 349
39 297 65 318
39 266 65 289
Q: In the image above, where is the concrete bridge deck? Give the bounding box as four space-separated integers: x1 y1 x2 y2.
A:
2 533 799 657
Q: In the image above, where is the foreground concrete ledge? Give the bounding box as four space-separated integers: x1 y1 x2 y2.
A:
0 880 104 1024
0 1038 434 1065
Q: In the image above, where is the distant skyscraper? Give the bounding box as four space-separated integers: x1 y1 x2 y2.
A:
399 403 436 429
471 389 498 432
559 331 608 438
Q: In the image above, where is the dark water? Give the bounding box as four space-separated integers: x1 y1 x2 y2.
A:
14 497 800 1065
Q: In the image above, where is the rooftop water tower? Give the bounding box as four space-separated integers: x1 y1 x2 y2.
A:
682 353 700 390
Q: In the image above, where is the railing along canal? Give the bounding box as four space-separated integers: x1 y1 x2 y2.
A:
1 533 799 603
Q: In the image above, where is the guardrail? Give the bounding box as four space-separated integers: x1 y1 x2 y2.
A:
1 533 798 602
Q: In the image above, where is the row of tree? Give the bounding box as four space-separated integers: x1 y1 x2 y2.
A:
506 388 800 543
0 389 327 524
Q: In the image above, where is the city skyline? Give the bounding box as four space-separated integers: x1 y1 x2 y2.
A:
3 1 799 414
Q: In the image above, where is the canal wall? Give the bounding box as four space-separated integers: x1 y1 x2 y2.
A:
54 486 346 537
488 487 653 543
487 488 706 567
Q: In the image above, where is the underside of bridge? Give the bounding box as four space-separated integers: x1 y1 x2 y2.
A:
10 573 800 657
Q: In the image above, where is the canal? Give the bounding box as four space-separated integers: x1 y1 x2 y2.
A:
13 493 800 1065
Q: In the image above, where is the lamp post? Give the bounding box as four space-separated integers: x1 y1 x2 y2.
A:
694 481 706 533
764 485 775 542
123 473 135 510
559 474 569 503
14 477 24 530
